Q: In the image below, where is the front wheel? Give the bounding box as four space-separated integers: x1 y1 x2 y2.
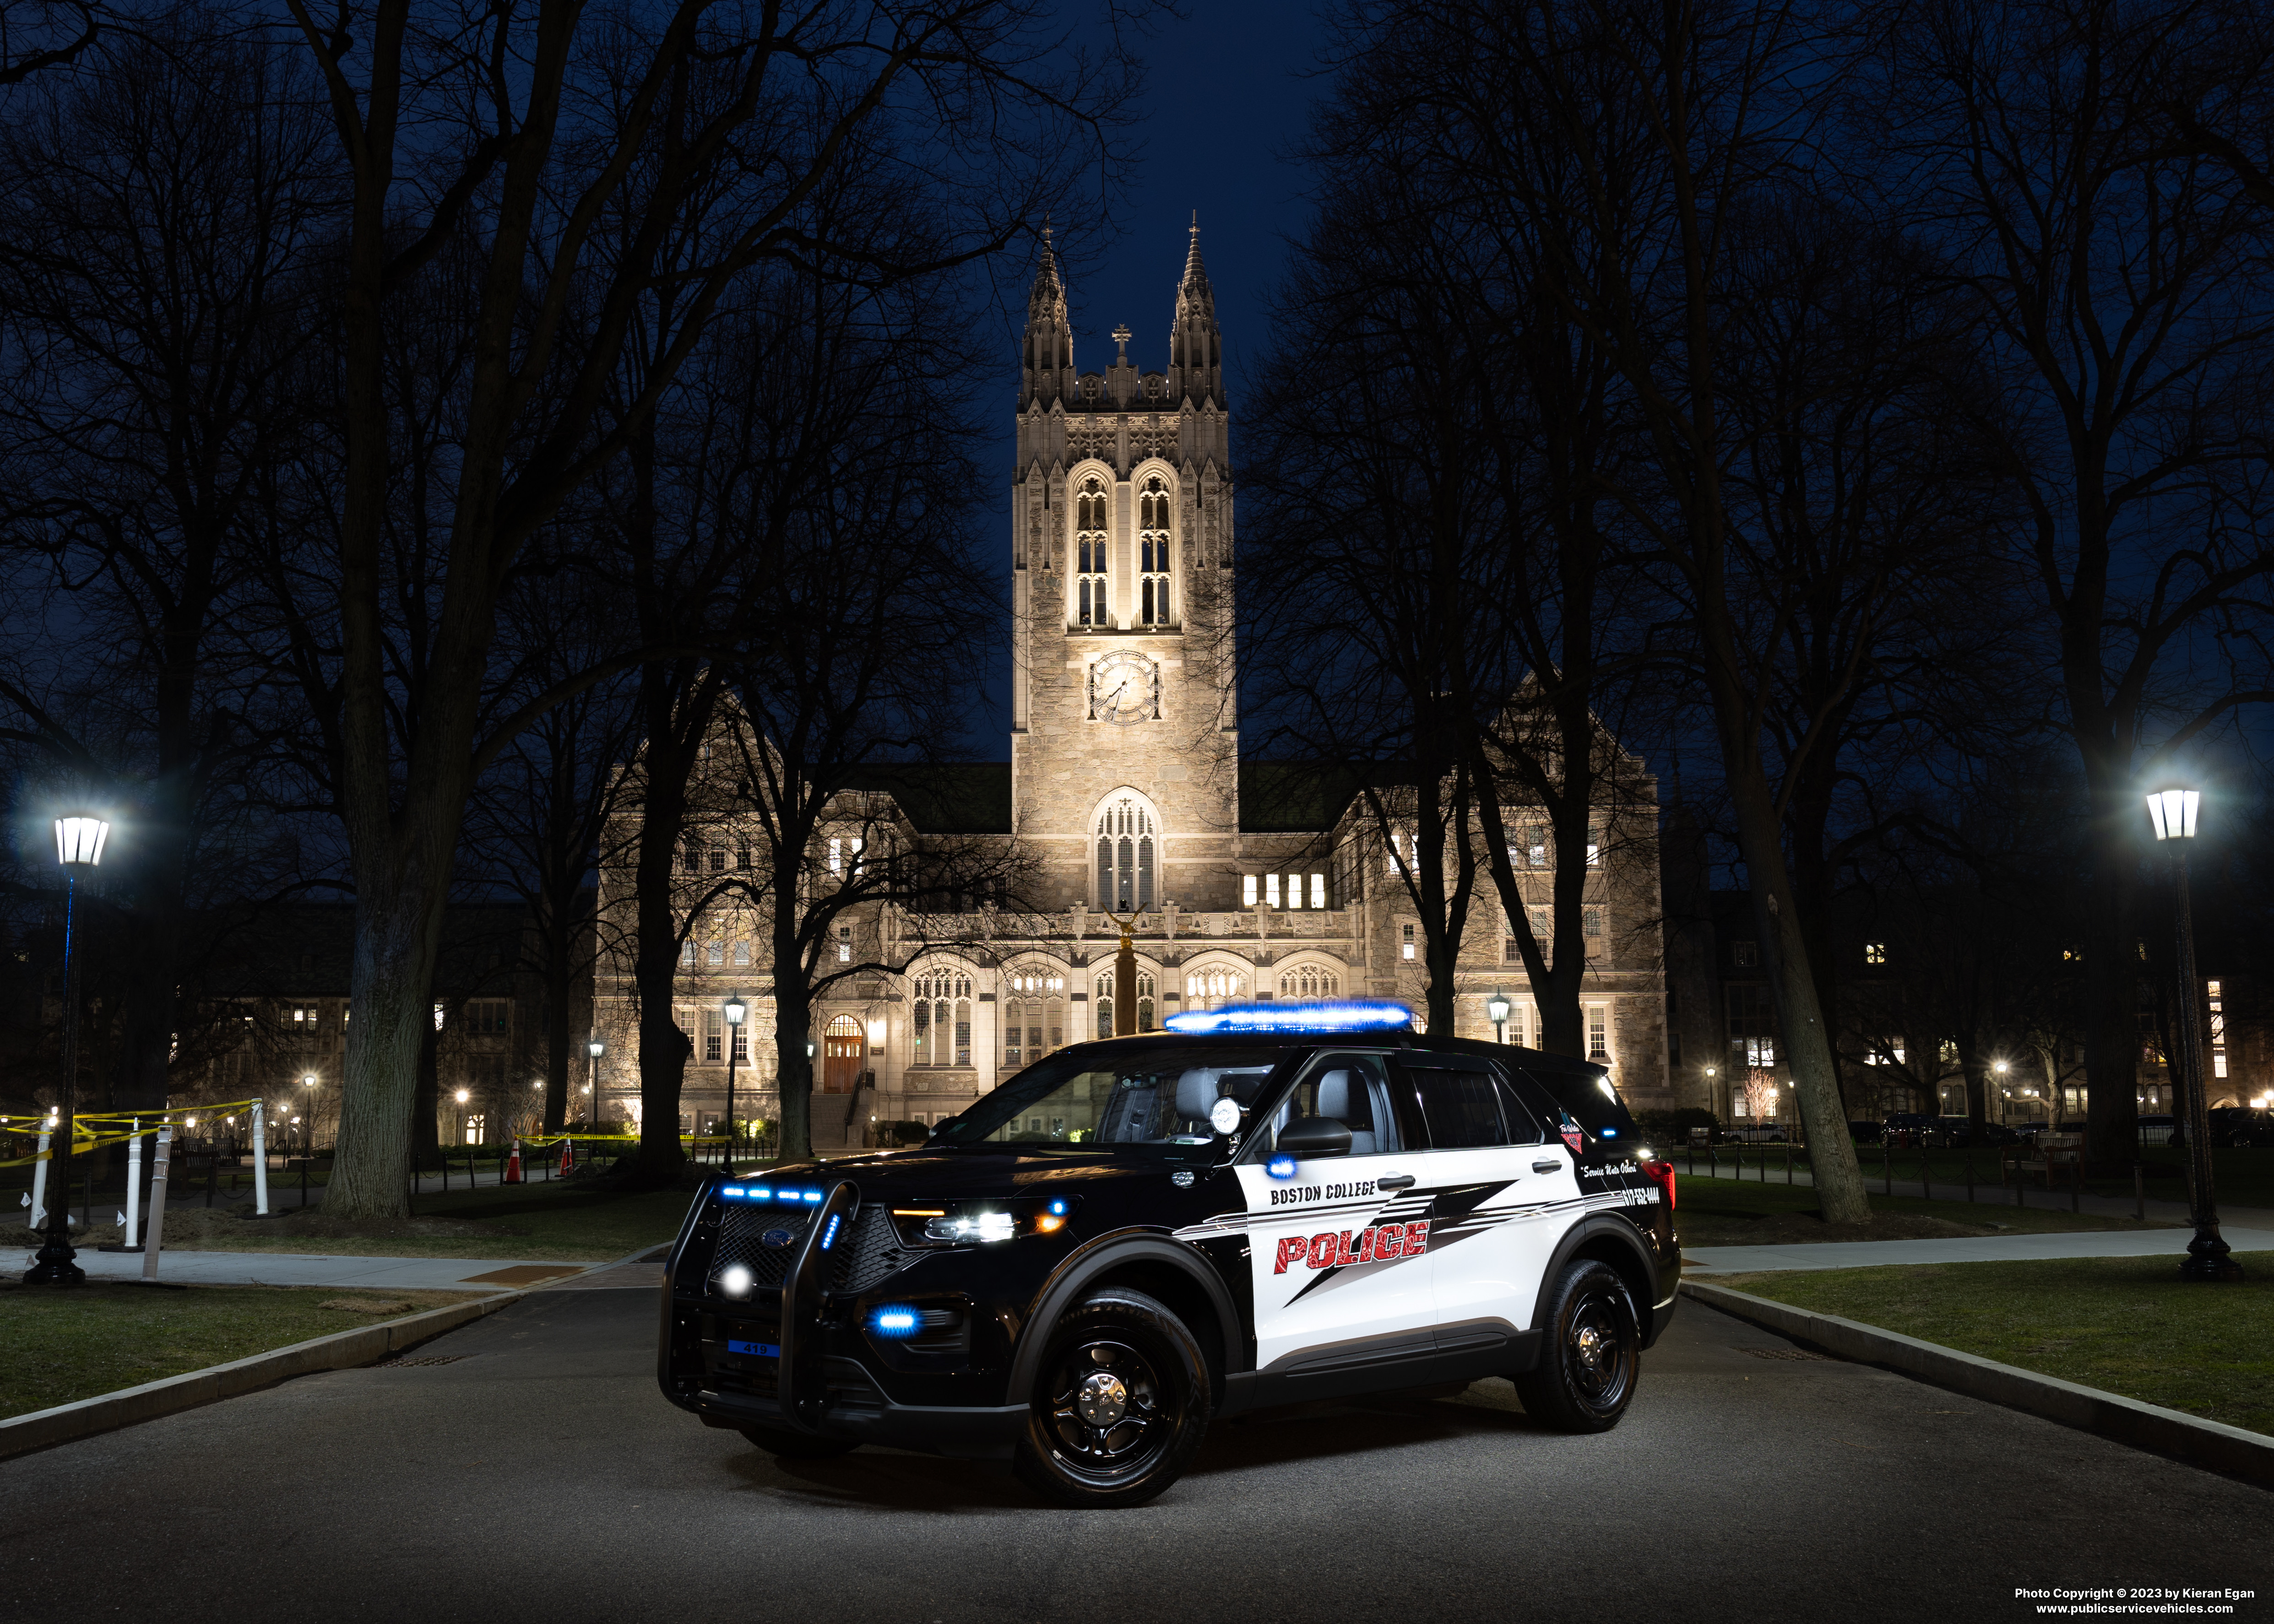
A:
1513 1259 1641 1434
1012 1287 1210 1508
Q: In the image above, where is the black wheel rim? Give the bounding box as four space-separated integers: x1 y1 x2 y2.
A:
1563 1284 1635 1412
1042 1334 1175 1483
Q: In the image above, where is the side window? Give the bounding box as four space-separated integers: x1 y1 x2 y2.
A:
1410 1067 1510 1149
1492 1076 1549 1146
1263 1054 1406 1155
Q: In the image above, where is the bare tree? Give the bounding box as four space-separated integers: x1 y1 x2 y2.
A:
1862 0 2274 1168
274 0 1136 1214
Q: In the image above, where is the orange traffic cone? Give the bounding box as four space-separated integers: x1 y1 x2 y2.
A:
505 1137 524 1185
559 1138 573 1176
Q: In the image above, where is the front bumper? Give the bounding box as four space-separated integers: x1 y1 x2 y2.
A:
687 1375 1026 1459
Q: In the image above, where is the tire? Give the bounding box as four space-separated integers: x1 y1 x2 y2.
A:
739 1424 859 1460
1012 1287 1210 1509
1513 1259 1642 1434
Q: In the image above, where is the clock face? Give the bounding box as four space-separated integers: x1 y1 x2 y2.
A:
1091 655 1157 726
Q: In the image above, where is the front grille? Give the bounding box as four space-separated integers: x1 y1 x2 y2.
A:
830 1207 912 1295
711 1201 911 1296
714 1204 813 1288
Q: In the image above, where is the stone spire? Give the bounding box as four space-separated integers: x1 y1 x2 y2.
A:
1169 211 1221 406
1021 220 1074 407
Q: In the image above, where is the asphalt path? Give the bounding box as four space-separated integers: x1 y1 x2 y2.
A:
4 1288 2269 1624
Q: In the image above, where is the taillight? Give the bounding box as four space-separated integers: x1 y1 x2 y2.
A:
1639 1158 1676 1211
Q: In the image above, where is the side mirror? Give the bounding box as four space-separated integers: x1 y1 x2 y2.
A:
1276 1115 1352 1159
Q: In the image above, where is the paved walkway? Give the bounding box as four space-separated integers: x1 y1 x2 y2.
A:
1684 1223 2274 1273
42 1249 595 1291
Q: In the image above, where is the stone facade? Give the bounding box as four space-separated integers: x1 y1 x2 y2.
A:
591 225 1672 1142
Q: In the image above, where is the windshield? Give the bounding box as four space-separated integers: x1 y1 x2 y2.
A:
933 1046 1286 1150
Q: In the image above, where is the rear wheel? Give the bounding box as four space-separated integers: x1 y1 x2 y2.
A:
1514 1259 1641 1433
1012 1288 1210 1508
739 1423 858 1459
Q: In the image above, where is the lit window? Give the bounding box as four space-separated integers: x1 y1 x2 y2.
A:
1243 873 1258 907
733 940 750 966
1310 873 1326 909
1586 824 1601 866
1137 475 1172 626
1402 923 1416 961
1583 908 1603 938
680 940 696 967
1864 942 1886 965
1094 796 1156 911
1076 476 1109 626
1587 1006 1608 1062
1277 964 1339 997
1529 906 1548 941
1526 827 1547 867
837 926 853 964
1265 874 1281 908
829 837 842 875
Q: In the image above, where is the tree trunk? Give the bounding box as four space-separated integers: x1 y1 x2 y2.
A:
773 929 815 1163
414 1010 440 1162
542 926 572 1135
331 883 451 1217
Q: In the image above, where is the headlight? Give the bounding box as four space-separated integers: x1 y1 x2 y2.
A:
894 1197 1078 1246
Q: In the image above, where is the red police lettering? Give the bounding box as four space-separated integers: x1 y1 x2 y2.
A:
1273 1236 1309 1275
1373 1225 1404 1260
1307 1233 1338 1269
1403 1220 1431 1256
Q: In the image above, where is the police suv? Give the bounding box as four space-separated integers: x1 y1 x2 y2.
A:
657 1002 1680 1508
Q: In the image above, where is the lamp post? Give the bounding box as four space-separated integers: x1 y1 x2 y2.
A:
302 1074 317 1155
722 996 747 1170
586 1038 604 1132
1487 991 1511 1046
28 813 108 1285
2147 786 2241 1281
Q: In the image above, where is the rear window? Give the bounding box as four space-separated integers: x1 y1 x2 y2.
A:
1513 1064 1639 1147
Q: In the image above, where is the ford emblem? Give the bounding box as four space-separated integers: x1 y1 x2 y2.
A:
761 1227 795 1249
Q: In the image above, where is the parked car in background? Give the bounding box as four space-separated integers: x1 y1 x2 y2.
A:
1921 1117 1973 1148
1881 1112 1938 1147
2135 1114 2177 1147
1725 1123 1790 1143
2192 1107 2274 1149
1848 1121 1884 1144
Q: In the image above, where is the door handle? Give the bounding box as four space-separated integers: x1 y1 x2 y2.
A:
1375 1173 1416 1191
1532 1158 1563 1174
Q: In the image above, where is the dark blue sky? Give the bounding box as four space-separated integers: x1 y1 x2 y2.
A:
959 0 1328 759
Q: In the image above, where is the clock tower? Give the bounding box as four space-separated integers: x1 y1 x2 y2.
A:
1008 220 1242 912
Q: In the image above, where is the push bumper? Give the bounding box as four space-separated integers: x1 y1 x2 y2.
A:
689 1379 1027 1460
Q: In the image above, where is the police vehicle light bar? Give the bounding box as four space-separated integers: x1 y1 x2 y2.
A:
1164 999 1418 1035
719 1185 825 1205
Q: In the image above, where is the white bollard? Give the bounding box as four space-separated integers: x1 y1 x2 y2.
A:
124 1120 142 1249
141 1126 172 1282
27 1126 51 1229
251 1100 270 1217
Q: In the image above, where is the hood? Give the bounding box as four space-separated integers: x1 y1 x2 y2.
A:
759 1147 1182 1202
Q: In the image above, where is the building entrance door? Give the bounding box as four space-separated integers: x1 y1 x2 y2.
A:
822 1016 863 1093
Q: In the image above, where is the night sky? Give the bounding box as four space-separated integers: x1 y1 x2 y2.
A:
961 0 1327 759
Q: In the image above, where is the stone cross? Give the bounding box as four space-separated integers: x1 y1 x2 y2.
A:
1112 324 1131 364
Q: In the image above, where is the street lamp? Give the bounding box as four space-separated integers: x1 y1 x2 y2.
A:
722 996 748 1170
2147 785 2241 1281
586 1038 604 1132
302 1074 317 1154
1487 991 1511 1045
28 813 109 1285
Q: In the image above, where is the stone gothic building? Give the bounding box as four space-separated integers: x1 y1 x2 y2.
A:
591 225 1672 1145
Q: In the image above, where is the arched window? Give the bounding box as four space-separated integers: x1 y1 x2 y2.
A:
1094 794 1156 912
1137 475 1172 626
1075 475 1109 627
1004 964 1067 1069
1092 970 1157 1038
1278 964 1340 999
1183 966 1245 1010
912 969 974 1066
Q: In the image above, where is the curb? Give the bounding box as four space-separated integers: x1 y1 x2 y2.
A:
1682 1279 2274 1489
0 1288 526 1463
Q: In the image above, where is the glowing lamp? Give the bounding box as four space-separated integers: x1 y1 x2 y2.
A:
2145 788 2199 841
54 815 109 869
723 997 747 1026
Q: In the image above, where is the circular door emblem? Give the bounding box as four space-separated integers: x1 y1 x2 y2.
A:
761 1227 796 1249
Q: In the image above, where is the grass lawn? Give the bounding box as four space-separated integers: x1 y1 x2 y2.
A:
1678 1174 2177 1248
18 1181 698 1262
1708 1252 2274 1437
0 1283 485 1421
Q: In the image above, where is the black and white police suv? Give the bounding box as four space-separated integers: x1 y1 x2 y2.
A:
656 1001 1680 1508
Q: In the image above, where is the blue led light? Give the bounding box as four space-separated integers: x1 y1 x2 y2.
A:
1163 999 1420 1036
1047 1198 1068 1216
748 1186 771 1199
869 1307 919 1338
1600 1126 1618 1137
1266 1153 1298 1180
820 1213 842 1250
722 1186 744 1197
802 1190 823 1203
